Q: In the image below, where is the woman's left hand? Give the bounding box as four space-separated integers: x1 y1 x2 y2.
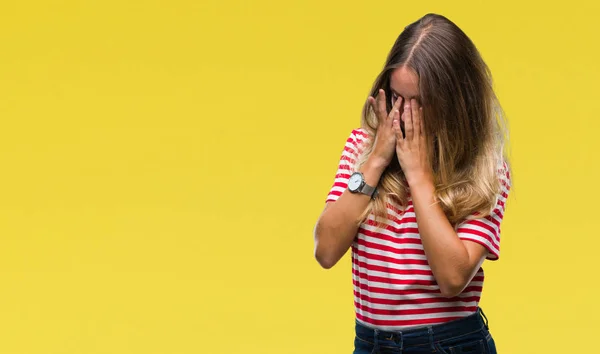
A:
392 99 434 187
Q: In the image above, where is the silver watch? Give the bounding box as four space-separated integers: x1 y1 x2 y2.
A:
348 172 377 199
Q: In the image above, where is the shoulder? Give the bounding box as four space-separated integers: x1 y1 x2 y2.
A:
498 159 511 191
343 127 369 142
344 128 370 157
348 127 370 146
352 127 370 139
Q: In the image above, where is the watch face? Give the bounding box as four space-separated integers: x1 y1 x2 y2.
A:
348 173 362 191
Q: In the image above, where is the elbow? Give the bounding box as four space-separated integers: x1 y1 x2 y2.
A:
315 238 339 269
315 254 336 269
439 285 463 298
438 275 468 298
313 224 339 270
315 248 337 269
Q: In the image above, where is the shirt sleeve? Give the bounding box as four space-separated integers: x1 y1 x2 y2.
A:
325 129 367 203
455 162 512 260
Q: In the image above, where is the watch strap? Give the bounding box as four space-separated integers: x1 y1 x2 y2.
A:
359 183 377 199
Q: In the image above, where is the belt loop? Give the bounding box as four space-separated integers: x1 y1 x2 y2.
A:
398 331 403 353
479 308 489 330
428 326 435 351
372 329 380 354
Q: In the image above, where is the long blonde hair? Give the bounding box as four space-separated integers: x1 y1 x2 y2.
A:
356 14 510 227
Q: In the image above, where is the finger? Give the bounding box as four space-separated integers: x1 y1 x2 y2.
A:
403 102 413 141
392 109 403 140
376 89 387 121
388 95 403 120
368 90 385 125
367 96 378 121
411 99 420 140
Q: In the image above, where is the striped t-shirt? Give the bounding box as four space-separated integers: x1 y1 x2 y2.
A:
325 128 511 330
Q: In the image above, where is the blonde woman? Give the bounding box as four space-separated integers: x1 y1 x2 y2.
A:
314 13 511 354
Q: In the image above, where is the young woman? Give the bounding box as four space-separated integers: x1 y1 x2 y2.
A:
313 14 511 354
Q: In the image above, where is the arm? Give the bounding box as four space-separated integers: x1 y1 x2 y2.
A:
394 99 508 297
314 90 403 269
314 157 386 269
410 179 490 297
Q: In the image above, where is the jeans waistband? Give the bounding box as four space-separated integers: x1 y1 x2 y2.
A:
355 308 489 348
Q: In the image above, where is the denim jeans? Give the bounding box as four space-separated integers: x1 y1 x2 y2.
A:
353 308 497 353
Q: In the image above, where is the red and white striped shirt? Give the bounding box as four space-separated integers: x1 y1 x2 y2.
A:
326 128 511 330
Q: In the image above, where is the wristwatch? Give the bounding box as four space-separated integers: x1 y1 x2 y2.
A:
348 172 378 199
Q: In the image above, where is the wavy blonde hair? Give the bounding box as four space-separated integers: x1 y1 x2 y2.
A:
356 14 510 227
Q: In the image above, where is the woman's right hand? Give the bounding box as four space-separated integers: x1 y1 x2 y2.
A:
367 89 403 168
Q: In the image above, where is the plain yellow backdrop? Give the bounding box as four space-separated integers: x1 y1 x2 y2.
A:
0 0 598 353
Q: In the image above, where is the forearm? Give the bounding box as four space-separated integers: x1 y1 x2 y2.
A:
314 157 386 269
409 179 474 296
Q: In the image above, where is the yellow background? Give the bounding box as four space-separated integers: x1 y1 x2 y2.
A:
0 0 598 353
